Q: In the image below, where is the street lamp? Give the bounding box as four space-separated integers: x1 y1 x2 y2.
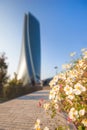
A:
54 66 58 75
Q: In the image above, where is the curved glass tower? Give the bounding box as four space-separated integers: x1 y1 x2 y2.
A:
17 13 41 85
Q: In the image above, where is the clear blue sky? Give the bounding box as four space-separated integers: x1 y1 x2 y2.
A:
0 0 87 80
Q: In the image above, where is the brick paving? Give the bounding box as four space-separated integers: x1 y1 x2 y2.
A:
0 90 76 130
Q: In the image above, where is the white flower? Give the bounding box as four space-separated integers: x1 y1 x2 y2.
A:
54 103 59 109
67 94 75 100
73 83 86 95
81 48 86 52
70 52 76 57
73 89 81 95
49 85 60 100
43 103 50 111
44 127 49 130
53 75 59 82
55 92 62 101
83 51 87 59
58 73 66 80
36 119 40 124
34 119 41 129
82 119 87 127
49 90 55 100
79 109 85 116
78 59 84 67
53 85 60 92
64 85 73 95
62 63 71 70
69 108 79 121
49 80 56 87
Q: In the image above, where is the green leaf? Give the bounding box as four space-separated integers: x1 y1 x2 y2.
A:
78 125 85 130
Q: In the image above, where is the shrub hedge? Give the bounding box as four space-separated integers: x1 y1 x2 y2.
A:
3 84 42 100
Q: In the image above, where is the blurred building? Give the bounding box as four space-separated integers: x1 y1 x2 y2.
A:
17 13 41 85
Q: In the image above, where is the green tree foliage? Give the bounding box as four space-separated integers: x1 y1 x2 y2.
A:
8 72 23 86
0 52 8 95
3 72 24 99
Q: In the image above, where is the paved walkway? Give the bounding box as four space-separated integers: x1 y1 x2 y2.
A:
0 90 76 130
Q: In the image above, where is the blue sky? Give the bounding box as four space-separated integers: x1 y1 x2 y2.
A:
0 0 87 80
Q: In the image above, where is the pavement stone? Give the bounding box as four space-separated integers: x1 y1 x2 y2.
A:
0 90 76 130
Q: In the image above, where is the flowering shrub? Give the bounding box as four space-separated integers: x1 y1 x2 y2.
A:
34 48 87 130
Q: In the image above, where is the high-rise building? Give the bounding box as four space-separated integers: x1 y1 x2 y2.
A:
17 13 41 85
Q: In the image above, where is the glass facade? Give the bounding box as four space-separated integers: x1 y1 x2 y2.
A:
17 13 41 85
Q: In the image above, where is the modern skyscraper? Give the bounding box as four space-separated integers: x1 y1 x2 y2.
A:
17 13 41 85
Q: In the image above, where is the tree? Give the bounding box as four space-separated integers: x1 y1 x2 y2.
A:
0 52 8 95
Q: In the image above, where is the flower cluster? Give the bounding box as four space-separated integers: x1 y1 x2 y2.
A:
47 48 87 129
34 48 87 130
